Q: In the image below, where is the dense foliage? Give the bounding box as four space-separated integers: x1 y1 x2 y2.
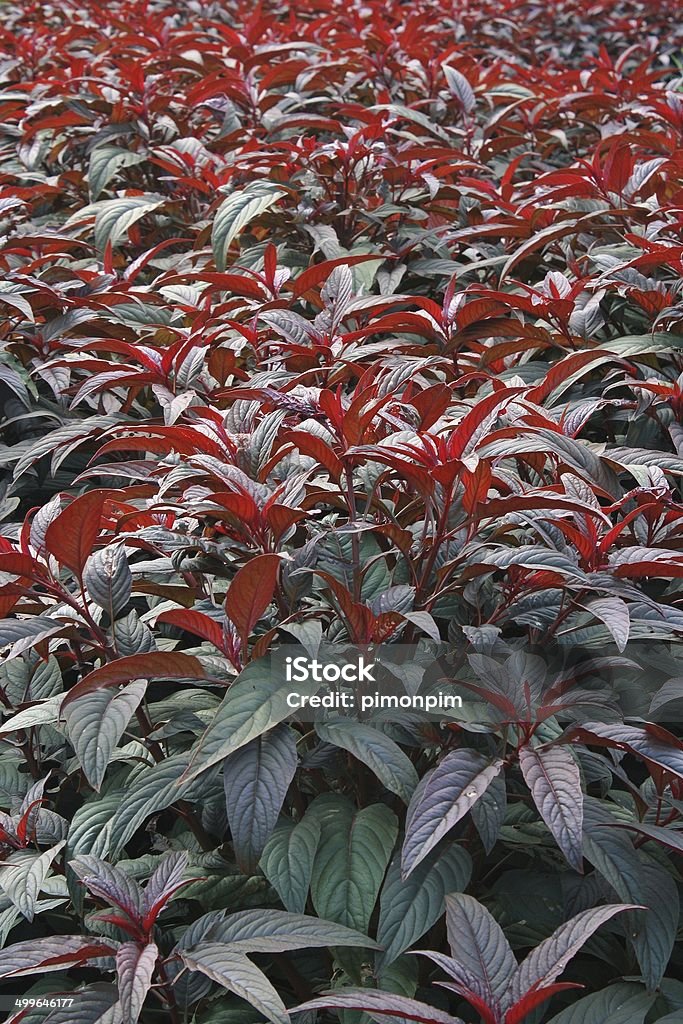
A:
0 0 683 1021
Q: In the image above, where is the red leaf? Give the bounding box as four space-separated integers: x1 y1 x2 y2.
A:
61 652 207 710
315 570 375 643
504 982 582 1024
44 491 106 576
610 545 683 578
93 913 144 939
225 553 281 647
290 255 390 298
190 272 267 300
209 492 259 524
409 384 452 430
208 347 238 385
0 551 42 617
266 504 307 542
449 387 525 460
527 351 610 405
281 430 343 481
437 983 497 1024
461 460 492 514
156 609 228 654
15 798 43 847
0 936 118 979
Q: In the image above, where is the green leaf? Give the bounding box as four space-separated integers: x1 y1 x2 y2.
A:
293 988 465 1024
444 893 517 1009
187 1000 262 1024
179 945 289 1024
582 597 630 652
401 750 505 877
65 790 126 911
71 854 143 919
259 309 315 347
12 414 121 482
597 820 683 855
519 744 583 872
601 332 683 356
0 693 63 735
377 844 471 966
509 904 636 1005
44 990 120 1024
88 145 146 201
113 612 155 656
369 103 450 141
224 725 297 873
470 774 506 854
195 908 380 952
582 799 679 990
116 942 157 1024
309 795 397 933
259 815 321 913
64 681 147 791
109 753 204 855
212 183 286 271
0 842 65 922
0 289 34 321
315 719 418 803
182 663 317 785
0 617 68 657
67 194 165 251
83 545 133 619
67 790 124 860
546 981 654 1024
35 985 122 1024
442 65 475 112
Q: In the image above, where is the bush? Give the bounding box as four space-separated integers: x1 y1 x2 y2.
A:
0 1 682 1022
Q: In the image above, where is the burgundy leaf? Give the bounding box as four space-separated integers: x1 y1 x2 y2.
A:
225 554 281 648
504 982 583 1024
61 652 207 709
44 490 106 576
0 936 117 979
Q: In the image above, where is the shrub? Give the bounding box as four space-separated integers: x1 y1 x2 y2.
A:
0 1 682 1022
